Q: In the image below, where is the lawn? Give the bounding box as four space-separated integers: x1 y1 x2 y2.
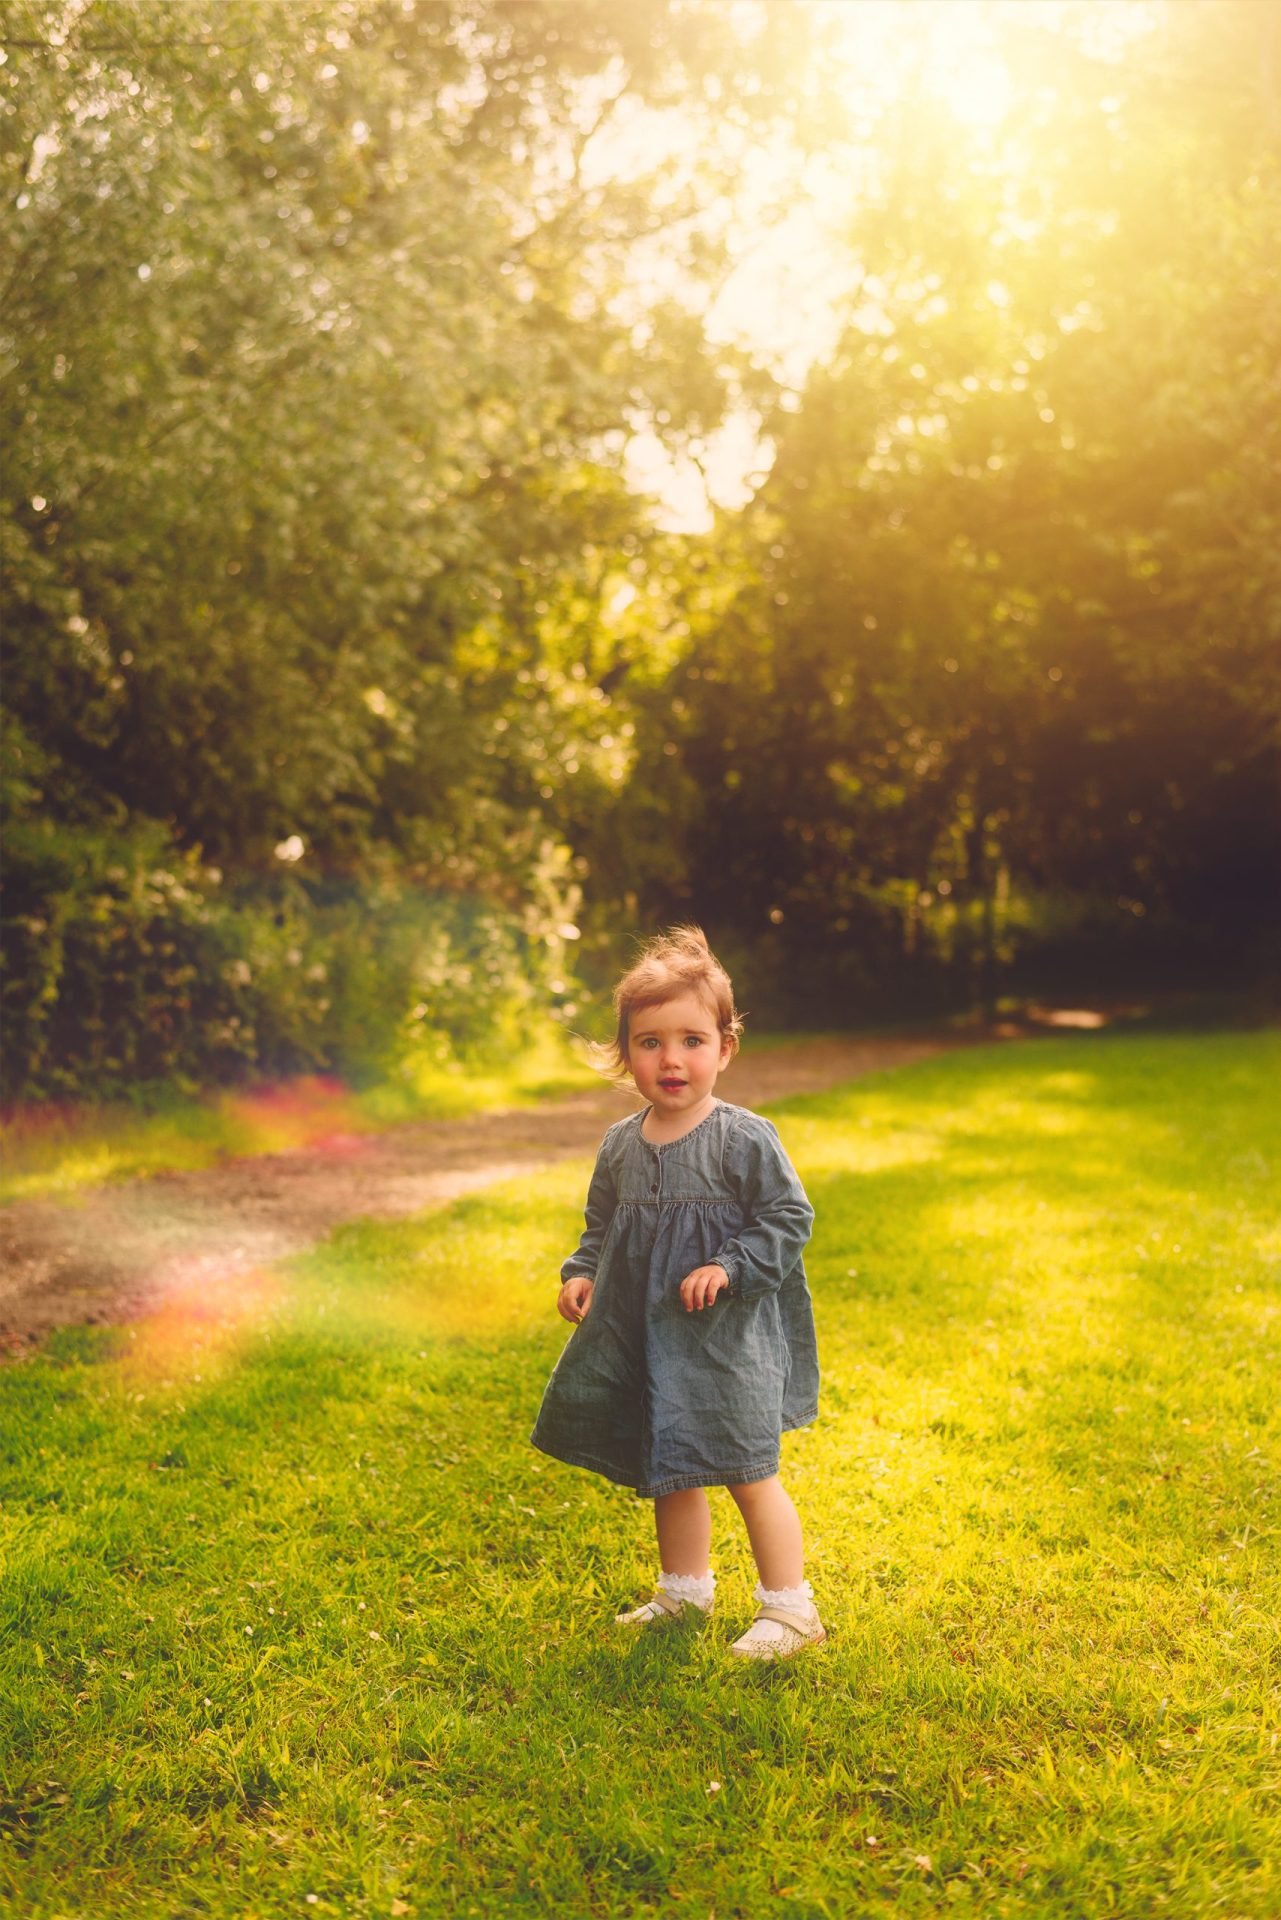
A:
2 1030 1278 1918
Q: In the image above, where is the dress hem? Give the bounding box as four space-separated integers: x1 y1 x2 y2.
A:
530 1410 818 1499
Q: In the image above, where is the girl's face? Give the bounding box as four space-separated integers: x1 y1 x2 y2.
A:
625 990 733 1120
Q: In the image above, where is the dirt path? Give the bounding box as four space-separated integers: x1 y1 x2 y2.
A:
0 1029 1010 1350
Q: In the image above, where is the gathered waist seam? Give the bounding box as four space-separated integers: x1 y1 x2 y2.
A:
613 1197 737 1208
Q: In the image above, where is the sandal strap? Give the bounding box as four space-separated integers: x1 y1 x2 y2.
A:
754 1604 815 1637
645 1589 684 1618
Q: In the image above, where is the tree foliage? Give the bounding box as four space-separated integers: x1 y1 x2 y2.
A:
603 0 1281 1014
2 0 1278 1089
2 0 808 873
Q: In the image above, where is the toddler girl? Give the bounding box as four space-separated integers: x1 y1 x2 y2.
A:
530 926 824 1660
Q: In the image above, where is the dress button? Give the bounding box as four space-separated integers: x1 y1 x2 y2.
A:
651 1182 659 1194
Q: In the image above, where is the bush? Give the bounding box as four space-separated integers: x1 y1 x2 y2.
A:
0 819 579 1103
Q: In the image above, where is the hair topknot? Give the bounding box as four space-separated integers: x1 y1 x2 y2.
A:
595 924 743 1082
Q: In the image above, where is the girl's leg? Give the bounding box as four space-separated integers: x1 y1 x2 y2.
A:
725 1475 821 1657
654 1488 712 1576
725 1475 804 1590
615 1489 715 1621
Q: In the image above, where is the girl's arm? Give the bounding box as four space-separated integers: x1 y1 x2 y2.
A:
560 1139 619 1285
712 1116 814 1300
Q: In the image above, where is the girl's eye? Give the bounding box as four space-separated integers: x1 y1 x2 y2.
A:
684 1036 704 1047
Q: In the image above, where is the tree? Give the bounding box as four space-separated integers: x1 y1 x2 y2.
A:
0 0 820 878
610 0 1281 1012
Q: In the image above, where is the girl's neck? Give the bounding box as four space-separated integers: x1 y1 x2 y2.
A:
640 1093 720 1145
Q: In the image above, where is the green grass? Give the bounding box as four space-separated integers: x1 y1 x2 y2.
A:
0 1029 597 1206
1 1030 1278 1918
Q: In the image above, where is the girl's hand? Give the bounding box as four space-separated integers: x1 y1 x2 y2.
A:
558 1276 594 1324
679 1264 730 1312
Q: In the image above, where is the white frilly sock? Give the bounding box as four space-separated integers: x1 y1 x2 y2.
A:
657 1569 716 1613
755 1578 813 1610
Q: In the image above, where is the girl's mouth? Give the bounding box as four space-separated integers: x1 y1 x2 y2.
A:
658 1079 686 1092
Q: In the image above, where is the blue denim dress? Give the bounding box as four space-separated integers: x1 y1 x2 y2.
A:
530 1100 819 1498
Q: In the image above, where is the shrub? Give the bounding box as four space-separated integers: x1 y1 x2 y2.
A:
1 819 579 1103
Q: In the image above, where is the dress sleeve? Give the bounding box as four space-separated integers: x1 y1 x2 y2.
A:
712 1115 814 1300
560 1132 619 1285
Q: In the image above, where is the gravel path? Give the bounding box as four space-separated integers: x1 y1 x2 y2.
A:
0 1031 990 1349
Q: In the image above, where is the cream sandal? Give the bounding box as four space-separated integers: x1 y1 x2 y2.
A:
615 1589 713 1626
729 1600 826 1661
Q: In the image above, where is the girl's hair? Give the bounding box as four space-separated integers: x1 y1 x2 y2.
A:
597 925 743 1080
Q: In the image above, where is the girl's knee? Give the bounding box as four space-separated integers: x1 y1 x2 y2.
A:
725 1475 781 1505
